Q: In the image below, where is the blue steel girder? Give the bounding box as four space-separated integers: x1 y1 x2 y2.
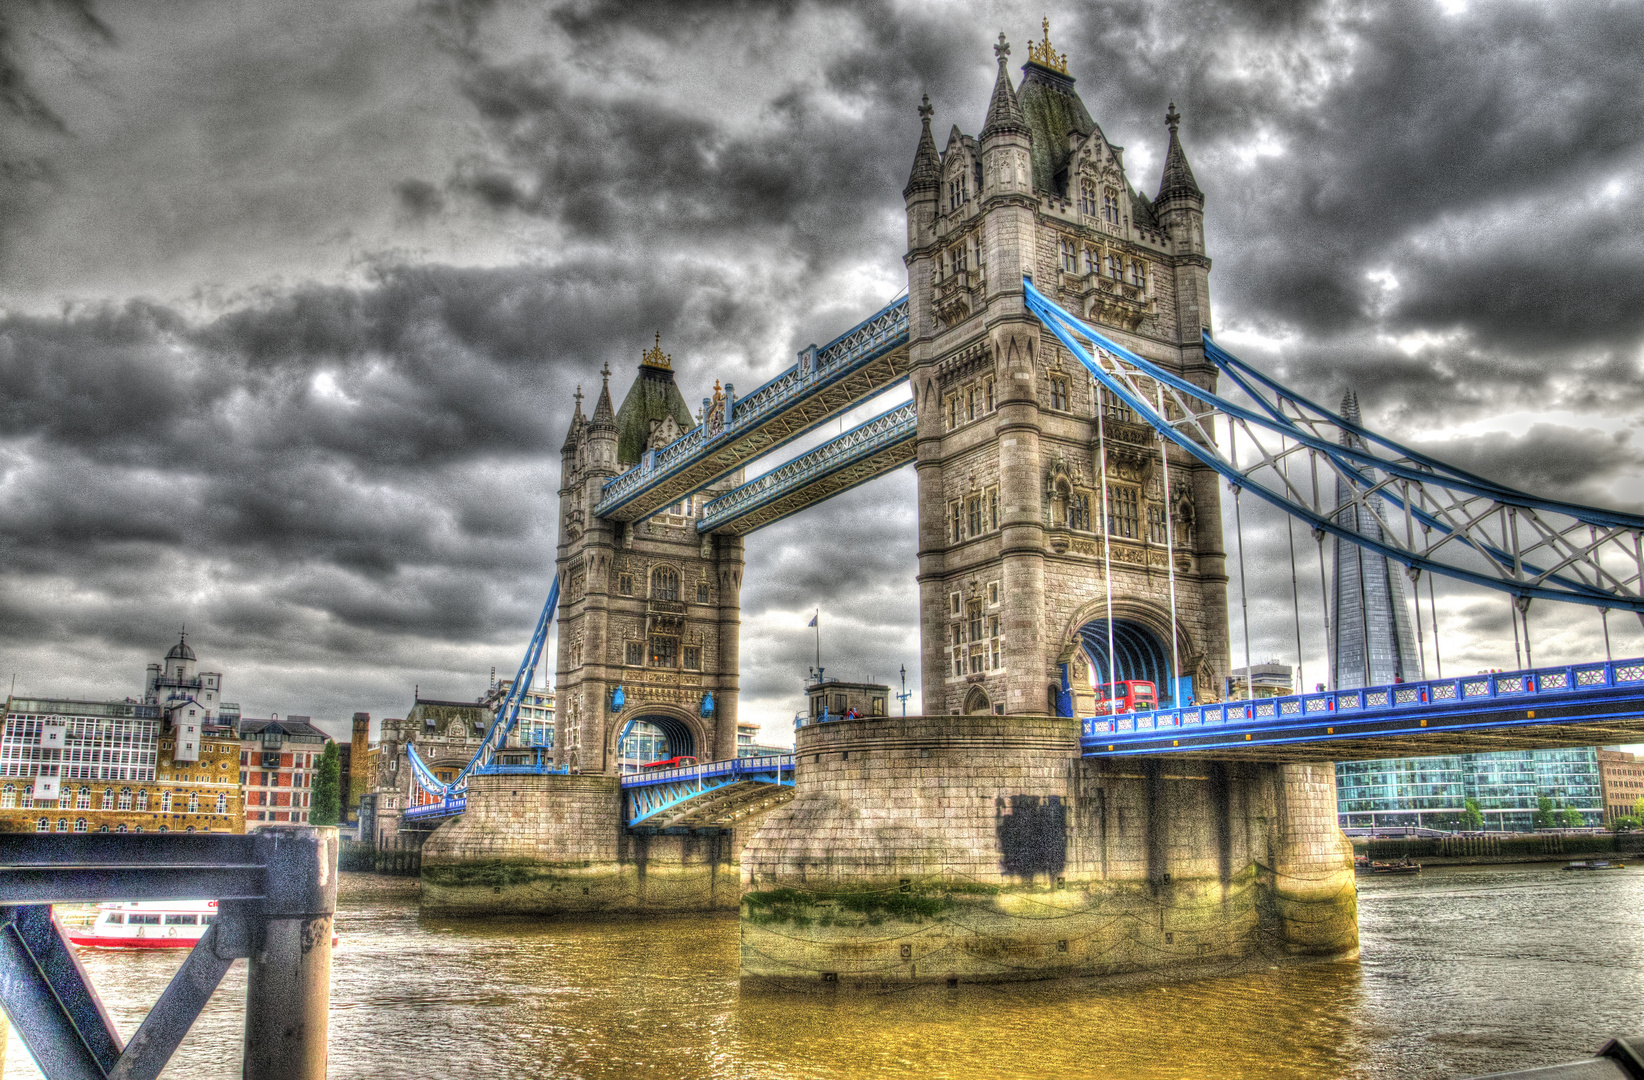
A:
1022 279 1644 614
1083 656 1644 762
620 755 795 829
595 298 910 523
697 402 917 535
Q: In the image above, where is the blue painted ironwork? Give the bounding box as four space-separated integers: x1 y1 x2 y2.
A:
406 576 559 805
620 754 795 829
0 829 337 1080
1023 279 1644 614
1082 656 1644 758
696 401 917 535
403 795 466 822
595 297 910 522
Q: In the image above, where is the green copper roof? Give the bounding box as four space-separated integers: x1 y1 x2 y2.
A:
615 365 698 466
1018 62 1098 197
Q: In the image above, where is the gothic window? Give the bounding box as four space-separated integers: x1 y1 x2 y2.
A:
1079 177 1097 216
216 793 227 814
625 640 644 666
1083 247 1097 275
1148 504 1169 544
968 600 984 644
1109 487 1140 539
987 487 999 530
648 636 678 668
651 566 679 602
118 788 132 810
950 242 968 276
682 646 701 671
947 171 969 212
188 793 199 813
75 817 87 833
162 791 172 813
965 387 977 421
1130 261 1146 287
947 395 959 430
985 379 995 411
76 786 89 810
57 818 68 832
696 581 709 604
137 790 148 811
0 785 13 808
1049 377 1069 411
988 581 1000 605
967 495 983 536
1102 189 1120 224
1101 389 1135 423
950 593 962 617
1069 493 1091 531
1105 253 1121 279
101 788 113 809
950 501 964 542
1059 238 1078 274
35 817 48 832
618 574 633 596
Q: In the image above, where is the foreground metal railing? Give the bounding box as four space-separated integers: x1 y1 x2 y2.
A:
1465 1035 1644 1079
0 827 337 1080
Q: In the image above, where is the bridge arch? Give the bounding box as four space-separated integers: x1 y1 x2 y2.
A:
1057 597 1201 711
611 703 710 772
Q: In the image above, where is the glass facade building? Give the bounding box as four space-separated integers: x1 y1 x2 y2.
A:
1336 749 1602 830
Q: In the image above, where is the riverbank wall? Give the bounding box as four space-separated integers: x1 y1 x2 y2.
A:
418 773 742 916
738 713 1358 991
1355 832 1644 866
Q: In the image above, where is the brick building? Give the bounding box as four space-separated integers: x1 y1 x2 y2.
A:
1599 748 1644 823
237 716 331 829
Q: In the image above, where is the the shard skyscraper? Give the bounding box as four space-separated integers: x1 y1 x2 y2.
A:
1331 390 1422 689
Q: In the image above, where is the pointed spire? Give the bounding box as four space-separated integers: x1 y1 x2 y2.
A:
903 94 941 199
1157 102 1202 203
589 362 617 430
560 385 585 452
981 33 1029 139
1338 388 1363 448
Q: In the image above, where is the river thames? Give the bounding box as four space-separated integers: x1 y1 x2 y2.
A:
7 863 1644 1079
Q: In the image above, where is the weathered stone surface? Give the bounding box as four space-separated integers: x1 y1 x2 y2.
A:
739 714 1357 989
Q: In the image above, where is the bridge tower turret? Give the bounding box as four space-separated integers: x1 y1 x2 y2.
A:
554 344 745 774
907 23 1230 718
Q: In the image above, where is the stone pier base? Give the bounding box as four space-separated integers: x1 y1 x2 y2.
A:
418 773 742 916
739 714 1357 990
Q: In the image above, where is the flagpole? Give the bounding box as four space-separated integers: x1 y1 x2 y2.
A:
814 608 821 675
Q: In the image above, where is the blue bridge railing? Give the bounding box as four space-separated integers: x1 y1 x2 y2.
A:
1084 656 1644 753
620 754 796 828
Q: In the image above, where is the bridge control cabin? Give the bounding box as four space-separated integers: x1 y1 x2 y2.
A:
802 678 890 724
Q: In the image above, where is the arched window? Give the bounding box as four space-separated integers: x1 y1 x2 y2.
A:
1079 177 1097 216
161 791 172 813
136 790 149 811
158 825 169 833
76 786 90 810
118 788 133 811
216 793 227 814
36 817 49 833
56 818 69 832
1130 261 1146 288
101 788 114 809
651 566 679 602
1102 189 1120 225
186 825 196 834
116 823 128 834
99 824 109 833
188 793 200 813
74 818 87 833
1105 253 1121 279
1 785 14 809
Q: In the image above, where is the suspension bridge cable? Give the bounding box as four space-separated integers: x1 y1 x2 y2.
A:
1519 597 1534 668
1510 591 1524 669
1410 566 1429 681
1229 419 1253 700
1603 607 1613 662
1281 433 1305 693
1157 383 1183 705
1096 373 1117 692
1428 564 1444 678
1310 450 1335 691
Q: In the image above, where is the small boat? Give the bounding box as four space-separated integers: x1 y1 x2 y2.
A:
1369 859 1421 875
69 900 216 949
1563 860 1625 871
1353 854 1370 869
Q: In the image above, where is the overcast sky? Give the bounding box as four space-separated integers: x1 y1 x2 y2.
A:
3 0 1643 745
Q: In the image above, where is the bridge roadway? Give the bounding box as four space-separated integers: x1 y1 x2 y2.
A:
1082 656 1644 761
593 297 909 523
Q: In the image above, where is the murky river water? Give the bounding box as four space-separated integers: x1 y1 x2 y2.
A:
7 864 1644 1079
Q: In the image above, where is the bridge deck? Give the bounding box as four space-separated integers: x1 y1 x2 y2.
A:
620 754 795 829
1083 659 1644 762
594 298 908 523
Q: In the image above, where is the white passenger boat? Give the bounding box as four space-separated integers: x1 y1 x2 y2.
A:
68 900 217 949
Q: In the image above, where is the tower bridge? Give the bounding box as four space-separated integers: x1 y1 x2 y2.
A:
403 24 1644 989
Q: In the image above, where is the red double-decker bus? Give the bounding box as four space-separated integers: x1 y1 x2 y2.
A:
641 756 698 770
1094 680 1157 714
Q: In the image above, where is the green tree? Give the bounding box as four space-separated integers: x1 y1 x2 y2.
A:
309 742 341 827
1611 815 1641 834
1634 795 1644 821
1463 799 1484 831
1560 806 1585 828
1533 796 1555 829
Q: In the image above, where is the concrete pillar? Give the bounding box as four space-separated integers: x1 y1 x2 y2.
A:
242 826 336 1080
714 534 744 760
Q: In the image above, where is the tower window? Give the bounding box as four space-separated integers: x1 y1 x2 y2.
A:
625 640 644 666
696 581 709 604
1079 178 1097 216
1105 253 1121 279
1070 493 1091 531
988 487 999 530
950 501 964 542
1109 487 1140 539
618 574 633 596
651 567 679 602
947 395 959 430
1130 261 1146 287
1059 239 1078 274
648 637 678 668
682 646 701 671
968 600 984 644
1102 189 1120 225
967 495 983 537
1049 377 1069 411
985 379 995 411
1083 247 1097 276
965 387 977 422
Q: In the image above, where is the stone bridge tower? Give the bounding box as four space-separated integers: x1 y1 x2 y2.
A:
904 24 1231 717
554 339 745 772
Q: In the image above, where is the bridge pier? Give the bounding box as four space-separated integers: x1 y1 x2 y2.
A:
739 714 1357 990
418 772 743 915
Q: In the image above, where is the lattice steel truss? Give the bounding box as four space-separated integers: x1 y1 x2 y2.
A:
698 402 917 535
595 297 910 522
1024 279 1644 616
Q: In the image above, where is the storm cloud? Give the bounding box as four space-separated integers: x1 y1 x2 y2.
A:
2 0 1643 739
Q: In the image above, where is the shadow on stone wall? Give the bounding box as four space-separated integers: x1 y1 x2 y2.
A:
995 793 1067 882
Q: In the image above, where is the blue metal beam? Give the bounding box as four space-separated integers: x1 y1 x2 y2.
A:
620 755 795 828
697 402 916 535
595 298 910 522
0 904 122 1080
